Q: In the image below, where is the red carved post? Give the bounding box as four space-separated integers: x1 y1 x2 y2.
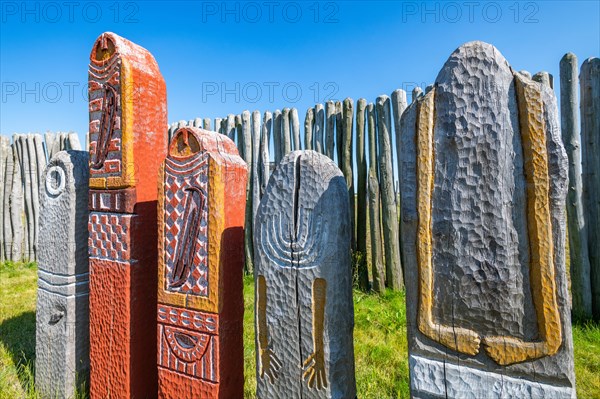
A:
157 127 247 398
88 32 167 398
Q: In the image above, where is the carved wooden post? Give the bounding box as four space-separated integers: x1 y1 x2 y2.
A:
252 110 262 225
314 104 324 154
291 108 301 151
342 98 355 251
282 108 292 156
400 41 575 398
254 150 356 398
377 95 403 290
392 89 408 200
356 98 369 290
7 139 23 261
325 100 336 159
203 117 212 131
157 127 246 398
560 53 592 318
581 57 600 320
304 108 314 151
36 150 89 398
260 111 272 198
0 136 8 262
368 103 385 292
226 114 236 141
87 32 167 398
242 111 254 273
335 101 343 165
273 110 282 163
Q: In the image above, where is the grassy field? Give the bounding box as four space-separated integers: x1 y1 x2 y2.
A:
1 262 599 398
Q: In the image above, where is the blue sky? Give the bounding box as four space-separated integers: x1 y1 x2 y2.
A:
1 0 599 148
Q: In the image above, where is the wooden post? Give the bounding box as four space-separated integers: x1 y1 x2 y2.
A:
282 108 292 156
377 95 403 290
581 57 600 319
342 99 355 251
368 103 385 292
560 53 592 318
325 100 336 159
87 32 167 398
314 104 324 154
273 110 282 163
260 111 272 198
304 108 314 151
291 108 301 151
336 101 343 165
356 98 369 290
158 128 246 398
242 111 254 273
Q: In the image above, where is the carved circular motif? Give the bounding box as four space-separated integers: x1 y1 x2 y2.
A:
46 165 66 196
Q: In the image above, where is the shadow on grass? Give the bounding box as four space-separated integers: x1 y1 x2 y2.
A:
0 311 36 391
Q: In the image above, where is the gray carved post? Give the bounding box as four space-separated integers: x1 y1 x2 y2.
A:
341 98 355 251
392 89 408 201
282 108 292 156
304 108 314 151
203 117 212 131
325 100 336 159
252 110 262 268
377 96 403 290
260 111 272 198
291 108 301 151
242 110 254 273
36 150 89 399
401 41 575 398
16 135 32 261
254 150 356 399
273 110 282 163
368 103 385 291
581 57 600 319
314 104 324 154
0 136 9 261
335 101 343 165
560 53 592 318
235 114 243 158
226 113 236 141
0 137 7 260
215 117 223 134
534 71 552 88
4 142 14 260
412 87 423 103
355 98 369 290
193 117 202 128
369 171 385 294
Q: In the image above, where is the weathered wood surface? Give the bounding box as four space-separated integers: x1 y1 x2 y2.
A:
314 104 324 154
560 53 592 318
325 100 336 159
254 150 356 399
581 57 600 320
400 41 575 398
304 108 314 151
368 102 385 292
36 150 89 399
355 98 369 290
377 96 403 290
342 98 355 250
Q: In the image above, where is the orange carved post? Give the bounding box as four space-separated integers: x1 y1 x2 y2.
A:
157 127 246 398
87 32 167 398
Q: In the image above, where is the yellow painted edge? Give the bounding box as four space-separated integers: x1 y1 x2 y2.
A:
482 73 563 365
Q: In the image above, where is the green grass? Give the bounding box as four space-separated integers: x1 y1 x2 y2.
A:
1 263 599 398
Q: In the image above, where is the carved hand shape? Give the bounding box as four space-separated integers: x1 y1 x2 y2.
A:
259 347 282 384
302 349 327 390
